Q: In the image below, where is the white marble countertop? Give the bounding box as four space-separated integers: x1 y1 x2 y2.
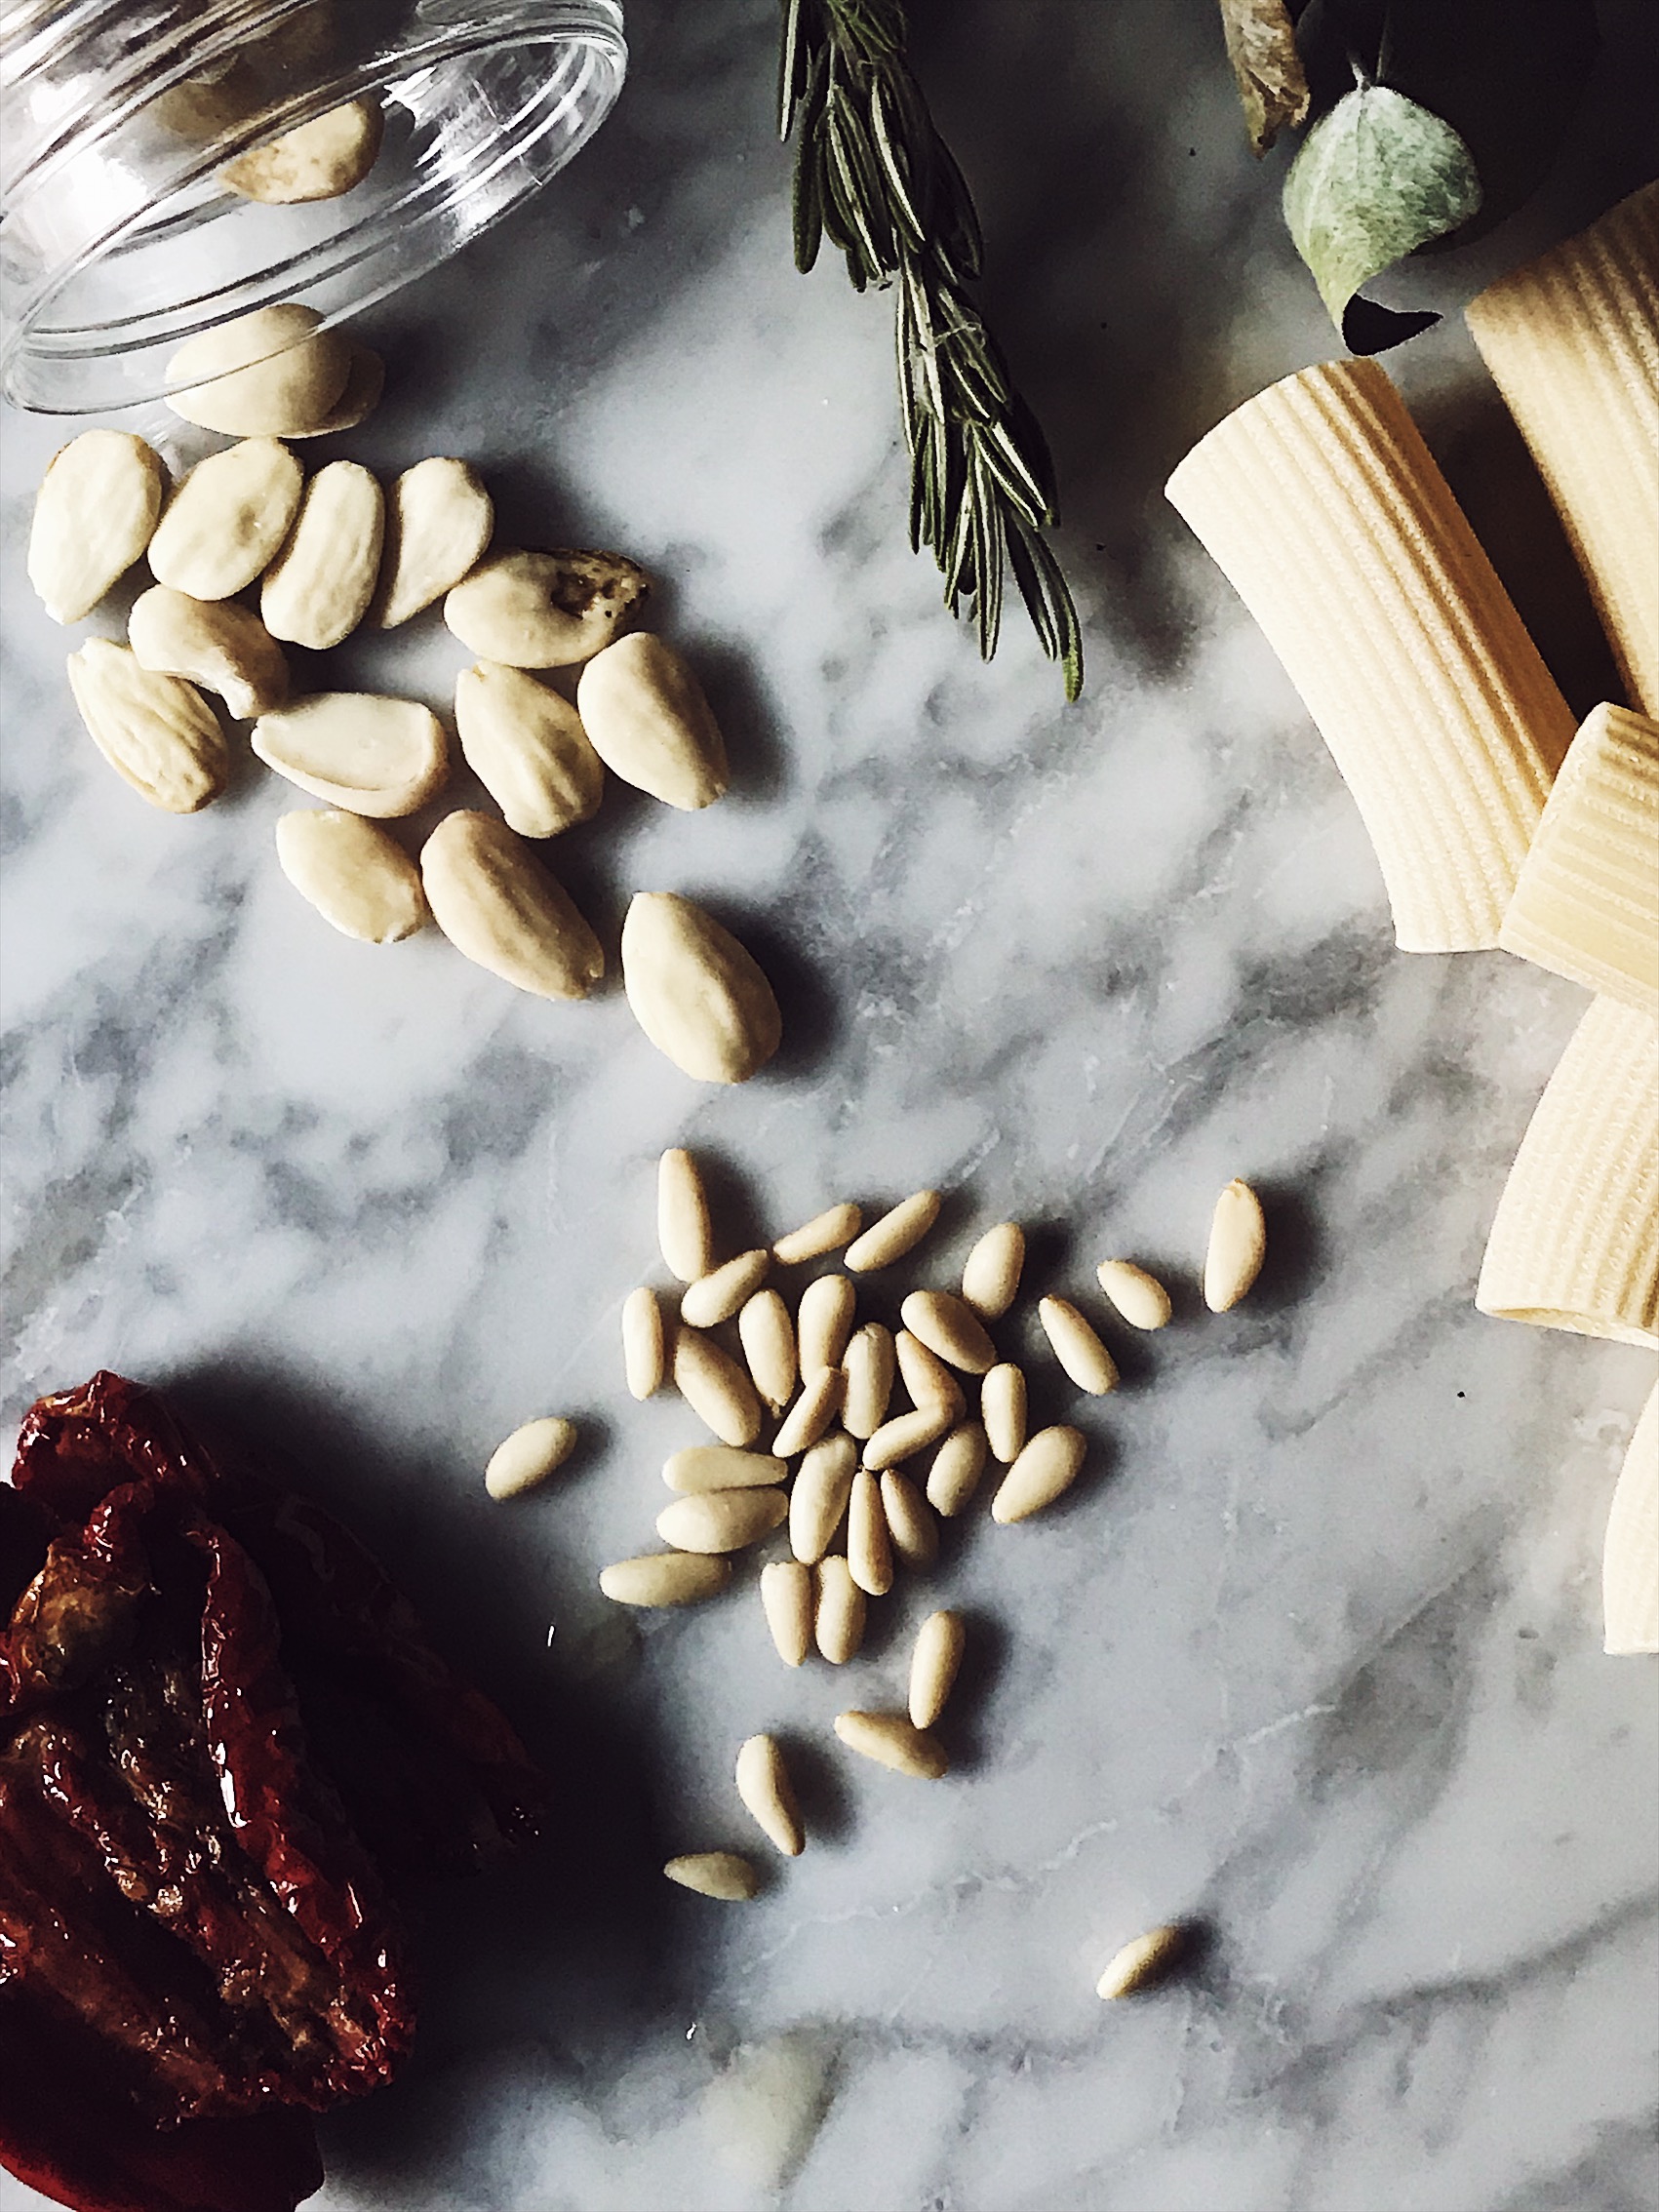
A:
2 5 1656 2209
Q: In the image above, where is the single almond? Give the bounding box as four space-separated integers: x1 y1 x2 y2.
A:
287 343 383 439
1096 1925 1187 1999
926 1422 989 1517
274 810 427 943
454 661 606 839
842 1323 895 1440
1095 1259 1172 1330
663 1850 761 1902
734 1734 804 1856
656 1488 787 1555
663 1445 787 1494
862 1403 955 1473
798 1274 857 1376
255 692 449 817
980 1363 1028 1463
164 303 352 435
420 810 603 998
789 1434 856 1562
772 1202 862 1265
576 632 729 809
844 1190 941 1272
991 1425 1087 1523
738 1288 797 1409
848 1468 893 1596
219 97 384 202
812 1554 866 1663
893 1331 966 1421
908 1610 966 1729
371 457 494 629
260 459 385 650
760 1560 813 1667
599 1553 731 1607
962 1221 1025 1318
147 437 304 600
1204 1180 1267 1312
66 640 227 813
681 1248 770 1329
128 585 288 719
28 430 166 623
880 1469 937 1568
484 1415 576 1500
445 548 651 667
673 1325 765 1447
658 1148 713 1283
900 1290 997 1376
833 1710 948 1781
770 1365 844 1458
1039 1297 1119 1395
622 1285 667 1400
620 891 782 1085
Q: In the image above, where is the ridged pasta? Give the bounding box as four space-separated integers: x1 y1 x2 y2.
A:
1603 1382 1658 1656
1466 182 1659 718
1500 702 1659 1015
1165 358 1574 952
1477 996 1659 1346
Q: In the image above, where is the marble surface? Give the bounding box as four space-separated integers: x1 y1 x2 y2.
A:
3 4 1657 2208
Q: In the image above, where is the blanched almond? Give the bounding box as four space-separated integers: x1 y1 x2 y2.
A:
1038 1297 1119 1394
844 1190 941 1272
147 437 304 599
419 811 603 998
760 1560 813 1667
255 692 448 817
1096 1925 1186 1999
900 1290 997 1376
454 661 605 838
656 1488 787 1554
620 892 782 1086
445 548 650 667
66 641 227 813
219 98 384 203
371 457 494 629
772 1202 862 1265
623 1285 666 1399
880 1470 937 1568
28 430 166 622
862 1403 955 1472
260 459 385 650
926 1422 988 1517
812 1554 866 1663
790 1434 856 1561
798 1274 856 1375
738 1289 797 1409
893 1331 966 1421
842 1323 895 1440
908 1610 966 1728
484 1415 576 1499
658 1148 714 1283
681 1249 770 1329
848 1469 893 1596
288 343 383 438
961 1221 1025 1318
663 1445 787 1493
1095 1259 1172 1330
164 303 351 435
980 1363 1028 1463
576 633 729 809
128 586 288 719
599 1553 731 1606
663 1851 761 1902
770 1365 844 1457
1204 1180 1267 1312
833 1711 948 1780
673 1325 765 1447
991 1425 1087 1522
275 810 427 943
735 1734 804 1856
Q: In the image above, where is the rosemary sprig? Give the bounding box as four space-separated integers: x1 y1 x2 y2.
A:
779 0 1084 700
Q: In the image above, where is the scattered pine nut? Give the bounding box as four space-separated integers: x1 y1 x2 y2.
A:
992 1425 1087 1523
813 1555 867 1662
663 1851 762 1901
1204 1180 1266 1312
842 1322 896 1440
761 1560 814 1667
900 1290 997 1376
738 1287 797 1408
981 1363 1028 1463
880 1469 938 1568
1039 1296 1119 1395
656 1488 788 1554
926 1421 989 1517
599 1553 732 1606
771 1365 846 1456
961 1220 1025 1319
663 1445 787 1493
658 1147 714 1283
673 1325 765 1446
797 1273 857 1374
483 1415 576 1499
844 1189 942 1272
773 1201 862 1265
1095 1259 1172 1330
849 1468 894 1595
735 1733 805 1855
1095 1924 1187 1998
893 1331 967 1421
623 1285 666 1400
862 1402 956 1472
908 1610 966 1728
681 1247 770 1328
790 1434 857 1561
833 1710 949 1780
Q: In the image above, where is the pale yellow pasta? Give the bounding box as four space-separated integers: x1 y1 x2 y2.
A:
1500 702 1659 1016
1165 359 1573 951
1602 1382 1657 1656
1477 996 1658 1346
1466 182 1659 718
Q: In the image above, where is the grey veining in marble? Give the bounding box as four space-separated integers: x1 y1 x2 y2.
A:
2 4 1656 2210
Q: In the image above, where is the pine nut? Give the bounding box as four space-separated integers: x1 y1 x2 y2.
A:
926 1422 988 1517
772 1202 862 1265
673 1326 764 1447
760 1560 813 1667
900 1290 997 1376
844 1189 941 1272
812 1555 867 1662
1038 1297 1119 1394
908 1610 966 1728
862 1403 955 1472
1095 1925 1186 1998
599 1553 731 1606
623 1285 666 1400
1204 1179 1266 1312
681 1248 770 1328
842 1323 895 1439
790 1435 856 1562
663 1851 761 1901
961 1221 1025 1319
738 1288 797 1409
991 1425 1087 1523
658 1148 713 1283
880 1470 937 1568
893 1331 966 1421
980 1363 1028 1462
484 1415 576 1499
1095 1259 1172 1330
848 1469 893 1595
770 1366 845 1457
734 1734 804 1856
797 1274 856 1374
662 1445 786 1493
833 1710 948 1780
656 1489 786 1553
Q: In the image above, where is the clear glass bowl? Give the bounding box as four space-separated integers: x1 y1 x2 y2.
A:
0 0 627 415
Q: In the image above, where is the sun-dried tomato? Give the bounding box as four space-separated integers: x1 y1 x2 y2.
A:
1 1371 548 2212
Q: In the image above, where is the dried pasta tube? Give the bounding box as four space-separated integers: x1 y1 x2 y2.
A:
1165 357 1573 951
1477 996 1658 1346
1603 1383 1658 1655
1465 183 1659 717
1499 703 1659 1017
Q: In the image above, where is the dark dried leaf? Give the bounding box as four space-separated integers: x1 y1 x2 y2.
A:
1219 0 1311 155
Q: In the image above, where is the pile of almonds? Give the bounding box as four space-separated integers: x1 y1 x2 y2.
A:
491 1151 1268 1918
27 310 781 1086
